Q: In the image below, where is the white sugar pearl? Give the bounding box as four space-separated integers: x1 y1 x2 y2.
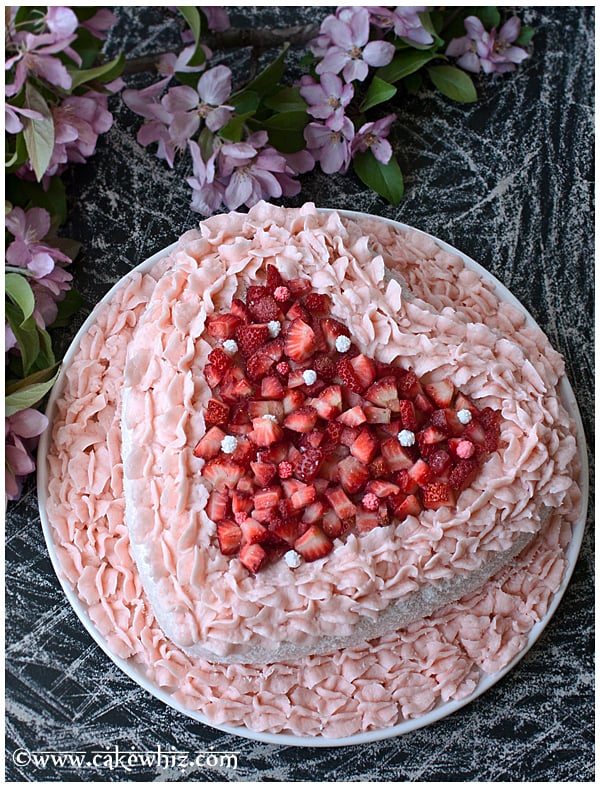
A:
222 339 238 354
268 320 281 338
221 435 238 454
398 429 415 447
302 369 317 385
284 550 302 568
335 335 351 353
457 408 473 425
262 413 278 422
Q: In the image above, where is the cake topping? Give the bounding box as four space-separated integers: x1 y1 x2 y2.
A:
196 267 502 573
222 339 238 354
284 550 302 568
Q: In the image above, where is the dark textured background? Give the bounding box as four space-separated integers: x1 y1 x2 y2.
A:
5 6 594 782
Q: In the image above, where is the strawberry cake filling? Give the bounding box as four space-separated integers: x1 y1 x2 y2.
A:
45 203 582 736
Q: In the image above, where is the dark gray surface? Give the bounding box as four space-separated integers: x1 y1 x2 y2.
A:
5 6 594 782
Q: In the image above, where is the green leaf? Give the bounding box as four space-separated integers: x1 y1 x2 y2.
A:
5 273 35 323
219 112 254 142
228 90 261 115
378 49 441 84
472 6 501 29
360 76 397 112
264 87 307 113
261 110 309 153
5 370 60 417
403 72 423 95
352 150 404 206
22 83 54 181
49 288 83 329
5 362 60 396
515 25 535 46
427 65 477 103
6 173 68 226
5 303 40 376
243 44 289 97
68 52 125 89
176 6 206 67
70 27 104 69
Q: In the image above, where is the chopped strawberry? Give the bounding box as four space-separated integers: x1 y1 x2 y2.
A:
422 481 455 510
276 361 290 378
193 426 227 460
340 426 359 447
335 357 365 393
294 525 333 562
291 484 317 511
206 313 242 339
246 352 275 381
239 542 268 573
219 366 254 402
479 407 501 452
413 392 435 415
231 490 253 514
231 439 254 466
203 398 230 427
394 468 418 494
248 416 284 447
418 425 447 445
321 508 343 539
288 277 312 297
302 499 326 524
430 408 465 436
423 379 455 408
248 294 280 322
286 301 311 323
202 458 244 491
325 485 357 520
363 405 391 424
207 489 229 522
320 318 350 352
380 438 414 471
250 461 277 487
230 297 251 323
208 347 233 375
349 354 376 389
396 369 421 398
270 517 300 546
369 455 389 478
253 486 282 511
260 375 285 400
286 369 307 389
247 400 283 421
265 264 284 293
428 449 452 477
355 509 380 533
312 384 343 420
323 421 344 445
449 458 479 491
313 352 337 381
303 292 331 315
293 446 324 481
240 518 269 545
364 479 400 498
338 456 370 494
336 405 367 427
398 399 418 431
284 318 316 362
350 428 379 464
408 458 432 488
284 405 318 433
216 520 242 555
364 377 400 411
235 323 270 357
298 430 324 450
203 363 223 389
394 493 422 519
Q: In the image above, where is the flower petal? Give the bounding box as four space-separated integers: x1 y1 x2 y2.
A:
198 64 232 105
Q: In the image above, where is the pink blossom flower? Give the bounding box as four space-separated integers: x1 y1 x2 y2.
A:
187 140 225 216
123 78 179 166
79 8 118 40
446 16 529 74
5 30 78 97
369 6 434 46
304 116 354 174
30 265 73 329
5 409 48 501
45 92 113 174
314 6 395 83
299 72 354 131
6 207 70 279
219 131 289 210
275 149 316 198
5 103 44 134
351 113 395 163
163 65 233 147
203 7 230 32
158 44 210 80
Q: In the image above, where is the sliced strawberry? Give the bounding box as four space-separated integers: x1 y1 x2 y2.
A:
246 352 275 381
219 366 254 403
265 264 284 293
321 508 343 539
303 292 331 315
398 399 418 431
203 398 230 427
325 486 357 520
290 484 317 511
240 518 269 544
369 455 389 478
270 517 300 546
408 458 432 488
312 384 343 420
231 490 253 514
260 375 285 400
286 369 307 389
206 313 242 339
288 277 312 297
423 379 455 408
235 323 270 357
202 458 244 491
293 446 324 481
320 318 350 352
364 479 400 498
239 542 268 573
323 420 344 445
248 294 280 322
340 426 359 447
349 354 376 389
413 392 435 415
262 338 285 363
250 461 277 487
231 439 254 467
203 363 223 389
302 499 326 524
380 438 414 471
335 405 366 427
454 392 478 415
294 525 333 562
394 493 422 519
479 407 501 452
422 481 455 510
363 405 391 424
207 489 229 522
394 468 418 494
216 520 242 555
286 300 311 323
418 425 447 445
335 357 365 393
230 298 251 324
208 347 233 375
350 428 379 464
298 430 324 450
248 416 284 446
430 408 465 436
284 405 318 433
193 426 227 460
364 377 400 411
313 352 336 381
355 509 380 533
253 486 282 510
247 400 283 421
281 478 307 498
449 458 479 491
428 449 452 477
396 369 421 398
462 420 486 446
284 318 316 362
338 455 370 494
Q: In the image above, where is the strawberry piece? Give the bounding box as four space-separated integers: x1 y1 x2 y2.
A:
414 392 435 415
240 518 269 544
206 313 242 339
364 479 400 498
418 425 447 445
248 416 284 446
325 486 357 520
265 264 284 293
286 301 311 322
454 392 478 416
284 318 316 362
219 366 254 402
363 405 391 424
313 352 336 381
398 399 418 431
260 375 285 400
294 525 333 562
247 400 283 420
428 449 452 477
253 486 281 510
281 478 307 498
338 455 370 494
261 338 285 362
231 490 253 514
336 357 365 393
321 509 343 539
270 517 300 546
202 458 244 491
293 446 324 481
380 438 414 471
231 438 254 467
422 481 455 510
303 292 331 315
324 421 344 445
337 405 367 427
302 499 326 524
216 520 242 555
408 458 432 488
288 277 312 297
340 426 358 447
286 369 307 389
284 405 318 433
248 294 280 322
449 458 479 491
369 455 389 478
394 468 418 494
320 318 350 352
396 369 421 398
313 384 343 420
349 354 376 389
239 542 268 573
230 298 251 323
235 323 270 357
298 430 324 450
276 361 290 378
350 428 379 464
364 377 400 411
193 426 227 460
290 484 317 511
423 379 455 408
394 493 422 519
479 407 501 452
462 420 486 446
246 352 275 381
355 509 380 533
207 489 229 522
203 363 223 388
208 347 233 375
250 461 277 487
429 408 465 436
203 398 230 427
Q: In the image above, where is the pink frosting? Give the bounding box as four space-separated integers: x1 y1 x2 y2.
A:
44 203 582 738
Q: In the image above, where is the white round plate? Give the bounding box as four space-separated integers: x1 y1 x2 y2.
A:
37 210 588 747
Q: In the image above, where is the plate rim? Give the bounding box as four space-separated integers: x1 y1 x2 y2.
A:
36 208 589 748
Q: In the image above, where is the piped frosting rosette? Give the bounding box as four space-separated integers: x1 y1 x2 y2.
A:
44 202 581 737
117 203 580 663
